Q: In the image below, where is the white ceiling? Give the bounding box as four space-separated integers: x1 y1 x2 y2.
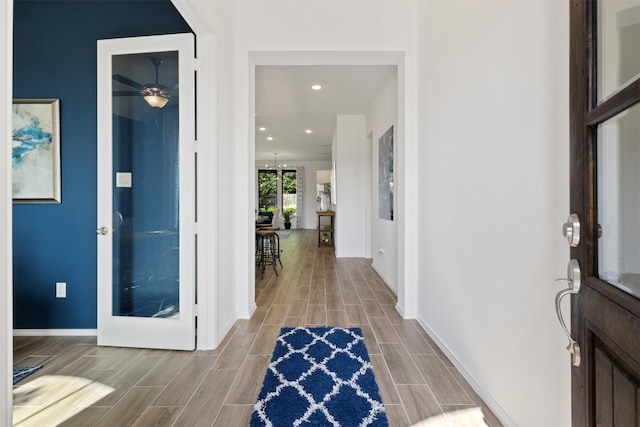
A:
254 65 396 164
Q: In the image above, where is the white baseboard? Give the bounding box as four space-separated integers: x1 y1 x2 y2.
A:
371 263 397 295
240 303 257 320
13 329 97 337
215 318 236 348
415 317 516 427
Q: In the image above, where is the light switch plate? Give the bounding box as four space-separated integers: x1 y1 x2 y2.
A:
116 172 132 188
56 282 66 298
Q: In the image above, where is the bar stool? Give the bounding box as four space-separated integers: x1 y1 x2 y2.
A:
270 231 283 269
257 225 283 269
256 229 279 278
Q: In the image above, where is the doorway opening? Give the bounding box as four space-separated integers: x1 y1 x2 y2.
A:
250 52 404 313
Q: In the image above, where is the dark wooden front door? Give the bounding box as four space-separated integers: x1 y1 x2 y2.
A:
570 1 640 425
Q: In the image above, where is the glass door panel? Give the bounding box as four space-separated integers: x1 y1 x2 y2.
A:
597 0 640 101
258 169 278 212
597 101 640 299
112 51 180 318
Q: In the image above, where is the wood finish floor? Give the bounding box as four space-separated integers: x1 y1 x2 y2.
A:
13 230 502 427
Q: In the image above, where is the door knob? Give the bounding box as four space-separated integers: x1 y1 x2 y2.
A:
555 259 581 367
562 214 580 247
96 227 109 235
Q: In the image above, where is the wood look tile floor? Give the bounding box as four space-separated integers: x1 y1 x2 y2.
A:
13 230 502 427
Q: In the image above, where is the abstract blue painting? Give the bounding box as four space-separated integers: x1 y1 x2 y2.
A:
12 99 61 203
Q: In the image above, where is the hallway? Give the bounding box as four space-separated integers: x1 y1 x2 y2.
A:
13 230 501 426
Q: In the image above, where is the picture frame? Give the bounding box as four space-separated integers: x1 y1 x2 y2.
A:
12 98 61 203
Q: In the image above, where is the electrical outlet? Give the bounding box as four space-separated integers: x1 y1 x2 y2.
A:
56 282 66 298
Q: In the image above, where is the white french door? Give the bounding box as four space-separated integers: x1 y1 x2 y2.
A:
96 34 195 350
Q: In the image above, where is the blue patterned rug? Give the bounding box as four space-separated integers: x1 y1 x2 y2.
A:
251 327 389 426
13 366 42 385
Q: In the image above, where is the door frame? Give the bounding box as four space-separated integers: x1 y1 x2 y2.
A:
93 31 221 351
1 2 13 425
247 51 414 319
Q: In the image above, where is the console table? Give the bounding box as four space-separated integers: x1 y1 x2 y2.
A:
317 210 335 247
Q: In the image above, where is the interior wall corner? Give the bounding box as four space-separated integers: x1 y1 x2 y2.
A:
1 1 13 424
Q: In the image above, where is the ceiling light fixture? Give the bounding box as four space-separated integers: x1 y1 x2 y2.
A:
311 84 322 91
141 58 170 108
270 153 287 171
141 87 170 108
113 56 172 109
305 129 312 134
259 127 266 131
267 136 273 141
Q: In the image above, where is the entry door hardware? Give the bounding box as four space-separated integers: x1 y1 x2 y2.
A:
562 214 580 247
555 259 581 367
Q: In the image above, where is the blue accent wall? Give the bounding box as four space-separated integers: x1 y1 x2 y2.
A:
13 0 192 329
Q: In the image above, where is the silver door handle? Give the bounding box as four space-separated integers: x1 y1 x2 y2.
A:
96 227 109 235
555 259 581 367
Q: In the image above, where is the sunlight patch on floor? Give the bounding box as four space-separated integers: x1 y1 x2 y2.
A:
413 407 489 427
13 375 114 426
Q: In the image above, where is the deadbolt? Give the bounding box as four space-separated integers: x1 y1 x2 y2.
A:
562 214 580 247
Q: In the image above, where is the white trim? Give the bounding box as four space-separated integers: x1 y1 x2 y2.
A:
237 303 257 321
217 317 237 343
247 50 414 321
170 0 220 351
371 263 397 295
415 317 516 427
394 303 405 318
171 0 215 35
396 57 419 320
250 50 403 66
13 329 97 337
1 2 12 425
195 35 219 350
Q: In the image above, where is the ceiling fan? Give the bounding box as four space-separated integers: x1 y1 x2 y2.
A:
112 57 177 109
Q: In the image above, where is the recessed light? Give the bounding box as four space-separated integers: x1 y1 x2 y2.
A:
267 137 273 141
259 127 266 132
305 129 312 134
311 84 322 91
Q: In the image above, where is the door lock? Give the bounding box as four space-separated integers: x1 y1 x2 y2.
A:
96 227 109 235
555 259 581 367
562 214 580 247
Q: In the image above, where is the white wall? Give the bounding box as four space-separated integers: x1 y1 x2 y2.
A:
334 115 367 257
255 160 331 229
417 2 570 426
172 1 572 425
367 70 398 292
